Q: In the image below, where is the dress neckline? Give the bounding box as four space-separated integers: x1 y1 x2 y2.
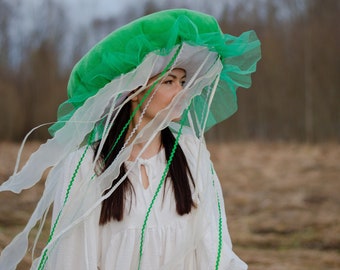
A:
126 147 165 164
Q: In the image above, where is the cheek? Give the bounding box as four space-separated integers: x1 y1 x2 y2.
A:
142 86 179 117
156 87 178 104
150 91 170 108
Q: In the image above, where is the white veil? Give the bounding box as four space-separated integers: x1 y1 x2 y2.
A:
0 44 245 269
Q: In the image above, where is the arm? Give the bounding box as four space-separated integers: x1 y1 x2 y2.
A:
42 147 101 270
179 133 247 269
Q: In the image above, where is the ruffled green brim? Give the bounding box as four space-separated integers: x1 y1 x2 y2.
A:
49 9 261 136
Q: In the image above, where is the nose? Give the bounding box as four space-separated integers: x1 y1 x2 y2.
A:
175 81 184 93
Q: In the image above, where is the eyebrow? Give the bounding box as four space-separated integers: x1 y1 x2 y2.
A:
167 73 186 80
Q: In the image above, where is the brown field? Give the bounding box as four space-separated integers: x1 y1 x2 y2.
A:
0 141 339 269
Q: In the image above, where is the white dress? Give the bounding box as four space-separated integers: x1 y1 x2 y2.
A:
48 134 247 270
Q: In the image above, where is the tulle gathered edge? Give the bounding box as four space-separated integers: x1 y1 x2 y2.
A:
0 11 261 269
0 45 244 269
49 13 261 136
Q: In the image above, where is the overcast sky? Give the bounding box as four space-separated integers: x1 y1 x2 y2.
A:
56 0 232 28
4 0 303 68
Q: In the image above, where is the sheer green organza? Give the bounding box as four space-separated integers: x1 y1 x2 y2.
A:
49 9 261 137
0 9 261 270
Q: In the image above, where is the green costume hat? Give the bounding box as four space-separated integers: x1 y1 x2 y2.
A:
50 8 261 136
0 9 261 270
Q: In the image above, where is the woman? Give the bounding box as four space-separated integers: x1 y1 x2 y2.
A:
0 9 261 270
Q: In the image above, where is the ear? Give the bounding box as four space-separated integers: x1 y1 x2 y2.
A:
130 86 142 102
131 94 138 102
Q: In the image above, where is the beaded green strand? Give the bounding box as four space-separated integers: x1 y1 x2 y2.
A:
211 165 222 270
37 46 182 269
37 132 94 270
137 108 189 270
104 45 182 162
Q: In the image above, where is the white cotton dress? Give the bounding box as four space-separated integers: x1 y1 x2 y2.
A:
48 134 247 270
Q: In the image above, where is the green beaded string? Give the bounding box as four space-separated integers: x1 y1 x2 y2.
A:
211 165 222 270
137 108 189 270
104 45 182 162
37 132 94 270
37 46 183 269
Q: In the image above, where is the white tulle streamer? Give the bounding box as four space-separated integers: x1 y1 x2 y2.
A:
0 44 247 270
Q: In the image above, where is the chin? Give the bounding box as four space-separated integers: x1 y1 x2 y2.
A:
171 117 181 122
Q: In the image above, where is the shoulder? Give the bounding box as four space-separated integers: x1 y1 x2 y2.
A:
54 145 95 178
69 145 95 163
179 133 200 153
169 123 211 161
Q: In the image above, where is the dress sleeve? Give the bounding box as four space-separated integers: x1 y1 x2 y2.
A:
43 147 101 270
179 134 248 270
51 149 82 223
200 166 248 270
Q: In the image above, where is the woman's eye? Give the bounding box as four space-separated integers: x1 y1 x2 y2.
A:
162 79 185 86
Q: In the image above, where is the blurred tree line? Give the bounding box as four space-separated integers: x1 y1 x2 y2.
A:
0 0 339 142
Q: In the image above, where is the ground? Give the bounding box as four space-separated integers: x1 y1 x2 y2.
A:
0 141 339 269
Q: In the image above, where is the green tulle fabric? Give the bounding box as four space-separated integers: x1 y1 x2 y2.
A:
49 9 261 136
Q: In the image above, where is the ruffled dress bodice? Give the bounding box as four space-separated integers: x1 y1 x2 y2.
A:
48 135 247 270
98 148 200 269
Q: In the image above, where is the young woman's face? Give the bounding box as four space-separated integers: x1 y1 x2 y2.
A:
134 68 186 122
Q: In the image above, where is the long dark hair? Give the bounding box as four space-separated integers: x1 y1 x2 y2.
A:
95 100 195 225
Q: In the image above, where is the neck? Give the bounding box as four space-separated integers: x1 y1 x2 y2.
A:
127 117 162 161
130 133 162 161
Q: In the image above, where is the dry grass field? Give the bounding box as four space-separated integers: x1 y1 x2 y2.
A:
0 141 339 269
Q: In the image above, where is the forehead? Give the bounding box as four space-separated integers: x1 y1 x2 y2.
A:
168 68 186 77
